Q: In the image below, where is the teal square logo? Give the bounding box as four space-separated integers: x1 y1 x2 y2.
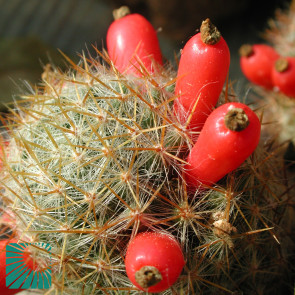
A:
6 242 51 290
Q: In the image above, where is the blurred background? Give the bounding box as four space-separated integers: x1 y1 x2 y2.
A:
0 0 292 111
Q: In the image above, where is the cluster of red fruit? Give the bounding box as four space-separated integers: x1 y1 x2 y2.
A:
240 43 295 97
107 6 261 190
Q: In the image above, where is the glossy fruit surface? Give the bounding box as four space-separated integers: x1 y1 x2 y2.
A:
125 232 185 293
272 57 295 97
174 18 230 132
0 239 35 295
106 6 163 75
185 102 261 188
239 44 279 89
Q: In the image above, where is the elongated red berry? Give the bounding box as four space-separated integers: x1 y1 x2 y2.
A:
239 44 279 89
185 102 261 188
125 232 185 293
272 57 295 97
174 18 230 131
106 6 163 75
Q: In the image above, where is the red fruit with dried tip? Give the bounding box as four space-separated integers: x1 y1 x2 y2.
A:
106 6 163 75
185 102 261 188
0 239 35 295
239 44 279 89
272 56 295 97
125 232 185 293
174 18 230 132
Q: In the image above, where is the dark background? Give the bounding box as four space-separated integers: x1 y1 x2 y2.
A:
0 0 292 109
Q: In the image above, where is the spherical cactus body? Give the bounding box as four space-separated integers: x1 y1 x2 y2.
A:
0 47 189 294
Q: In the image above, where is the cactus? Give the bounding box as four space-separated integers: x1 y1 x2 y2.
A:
0 7 295 295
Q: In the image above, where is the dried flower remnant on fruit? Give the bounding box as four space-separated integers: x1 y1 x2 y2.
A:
135 266 163 288
224 108 250 131
113 5 131 20
239 44 254 57
200 18 221 45
275 57 289 72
